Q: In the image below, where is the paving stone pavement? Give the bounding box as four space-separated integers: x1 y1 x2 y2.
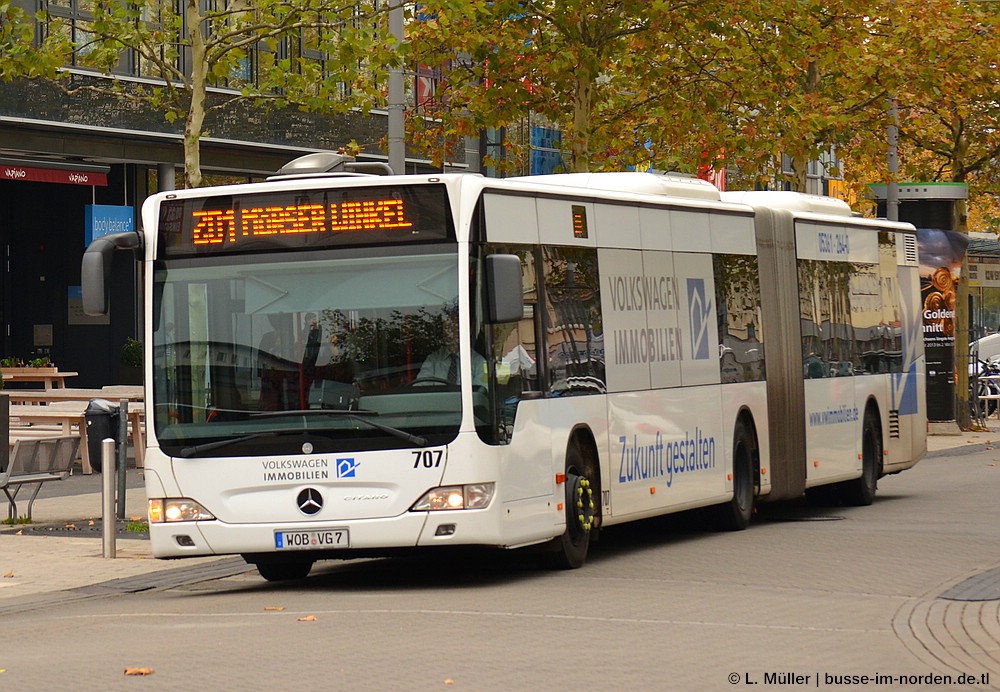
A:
1 428 1000 686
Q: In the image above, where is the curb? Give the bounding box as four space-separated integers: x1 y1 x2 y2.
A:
0 519 149 539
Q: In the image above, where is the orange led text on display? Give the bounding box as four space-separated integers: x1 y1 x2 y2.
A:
571 204 589 238
191 198 414 246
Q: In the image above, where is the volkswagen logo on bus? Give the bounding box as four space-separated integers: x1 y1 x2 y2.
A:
296 488 324 515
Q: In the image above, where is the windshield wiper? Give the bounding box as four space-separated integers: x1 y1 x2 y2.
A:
179 431 279 458
343 412 429 446
252 409 429 446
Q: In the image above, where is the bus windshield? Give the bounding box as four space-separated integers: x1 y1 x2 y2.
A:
151 245 462 457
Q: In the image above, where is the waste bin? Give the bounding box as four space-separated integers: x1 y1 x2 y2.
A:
84 398 120 473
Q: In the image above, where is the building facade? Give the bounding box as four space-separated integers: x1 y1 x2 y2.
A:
0 70 454 386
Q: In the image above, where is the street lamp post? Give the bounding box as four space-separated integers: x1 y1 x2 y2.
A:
387 0 405 175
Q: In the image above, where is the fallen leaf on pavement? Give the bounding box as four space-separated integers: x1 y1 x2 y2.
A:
297 615 317 622
88 520 95 527
444 679 455 685
3 570 13 578
123 668 154 676
15 530 22 536
64 523 77 530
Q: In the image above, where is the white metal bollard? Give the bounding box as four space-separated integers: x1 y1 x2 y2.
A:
102 438 116 558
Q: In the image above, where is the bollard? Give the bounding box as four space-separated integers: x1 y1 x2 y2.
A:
102 438 116 558
0 394 8 475
117 399 128 521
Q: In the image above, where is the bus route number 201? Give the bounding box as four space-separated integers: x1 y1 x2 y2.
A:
412 450 444 469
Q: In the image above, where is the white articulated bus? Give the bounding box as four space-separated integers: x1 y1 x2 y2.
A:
83 158 926 581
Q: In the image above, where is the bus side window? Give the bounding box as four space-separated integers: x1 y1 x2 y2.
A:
498 304 539 392
542 246 605 396
479 245 541 443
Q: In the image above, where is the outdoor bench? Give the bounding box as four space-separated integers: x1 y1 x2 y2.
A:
1 436 80 520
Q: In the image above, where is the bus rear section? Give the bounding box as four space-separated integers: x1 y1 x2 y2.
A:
725 191 926 504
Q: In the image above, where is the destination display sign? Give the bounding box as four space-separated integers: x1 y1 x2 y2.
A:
157 183 452 257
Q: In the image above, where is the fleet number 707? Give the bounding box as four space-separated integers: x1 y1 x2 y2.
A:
412 450 444 468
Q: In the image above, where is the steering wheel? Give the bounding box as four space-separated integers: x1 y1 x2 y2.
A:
409 376 452 386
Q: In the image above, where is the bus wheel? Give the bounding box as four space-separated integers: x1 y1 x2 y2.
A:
253 558 314 582
840 407 881 506
715 420 755 531
548 441 596 570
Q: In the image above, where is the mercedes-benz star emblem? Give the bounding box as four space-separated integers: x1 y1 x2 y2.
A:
296 488 323 515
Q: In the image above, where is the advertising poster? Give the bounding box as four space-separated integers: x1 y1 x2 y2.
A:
917 228 969 422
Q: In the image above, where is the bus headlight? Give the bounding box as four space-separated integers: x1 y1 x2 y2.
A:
411 483 495 511
148 498 216 523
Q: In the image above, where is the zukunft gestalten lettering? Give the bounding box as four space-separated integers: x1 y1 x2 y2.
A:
618 429 716 487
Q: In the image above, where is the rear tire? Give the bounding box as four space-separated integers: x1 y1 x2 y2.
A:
839 407 881 506
254 558 314 582
714 419 756 531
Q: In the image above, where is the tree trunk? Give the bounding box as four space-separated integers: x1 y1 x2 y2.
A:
786 155 808 192
571 69 593 173
183 0 206 188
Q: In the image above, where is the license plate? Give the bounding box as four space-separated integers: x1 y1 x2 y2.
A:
274 528 349 550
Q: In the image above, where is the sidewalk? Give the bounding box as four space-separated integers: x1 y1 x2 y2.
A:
0 426 997 604
926 425 1000 453
0 467 237 603
927 420 1000 455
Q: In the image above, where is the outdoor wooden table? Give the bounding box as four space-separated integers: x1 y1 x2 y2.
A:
1 369 79 388
9 401 145 474
5 386 143 406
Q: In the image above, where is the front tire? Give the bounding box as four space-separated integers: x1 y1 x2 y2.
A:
547 438 597 570
253 558 314 582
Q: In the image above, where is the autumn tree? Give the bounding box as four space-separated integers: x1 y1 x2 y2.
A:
876 0 1000 188
876 0 1000 428
0 0 72 80
408 0 720 173
681 0 896 191
406 0 905 187
39 0 403 187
